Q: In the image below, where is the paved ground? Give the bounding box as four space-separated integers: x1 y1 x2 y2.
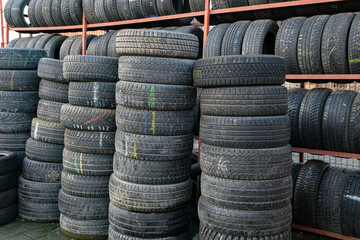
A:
0 218 333 240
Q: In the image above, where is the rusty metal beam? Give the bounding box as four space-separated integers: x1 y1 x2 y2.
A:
82 13 87 55
292 224 360 240
0 0 4 47
287 74 360 80
292 147 360 160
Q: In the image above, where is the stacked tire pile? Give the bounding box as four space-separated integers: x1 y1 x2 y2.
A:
204 19 279 57
288 88 360 153
0 152 19 226
59 55 118 239
0 48 46 170
6 34 67 59
194 55 293 239
107 29 198 239
276 13 360 78
292 160 360 237
18 58 67 222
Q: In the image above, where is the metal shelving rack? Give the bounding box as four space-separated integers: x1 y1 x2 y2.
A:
1 0 360 239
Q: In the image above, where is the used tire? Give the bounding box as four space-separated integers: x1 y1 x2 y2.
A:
18 176 61 203
0 112 35 133
0 151 18 175
38 58 66 83
0 188 17 209
200 115 291 149
203 24 231 58
350 93 360 153
116 29 199 59
38 79 69 103
0 132 29 152
0 91 39 113
0 204 17 226
221 21 251 56
22 157 62 183
31 118 65 145
59 35 81 60
25 138 63 163
18 200 59 222
37 100 64 123
193 55 286 87
0 70 39 91
348 14 360 74
109 226 188 240
0 172 18 192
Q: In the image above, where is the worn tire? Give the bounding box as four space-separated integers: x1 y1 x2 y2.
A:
0 132 29 152
25 138 63 163
69 82 116 109
0 112 35 133
37 100 64 123
0 91 39 113
200 115 290 149
59 35 80 60
109 227 188 240
38 79 69 103
64 129 115 154
18 200 59 222
201 86 287 116
18 176 60 203
193 55 286 87
31 118 65 145
203 24 231 58
350 93 360 153
221 21 250 56
293 159 330 227
0 172 18 192
0 70 39 91
11 0 31 27
116 29 199 59
0 151 18 175
118 56 195 85
348 14 360 74
44 35 67 59
22 157 62 183
0 204 17 225
37 58 66 83
0 188 17 209
0 48 47 70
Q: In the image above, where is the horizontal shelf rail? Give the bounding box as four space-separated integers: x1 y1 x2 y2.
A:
292 224 360 240
8 0 350 32
287 74 360 80
292 147 360 159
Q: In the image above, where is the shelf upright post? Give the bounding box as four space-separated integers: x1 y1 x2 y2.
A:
0 0 4 47
82 13 87 55
203 0 210 54
5 22 8 45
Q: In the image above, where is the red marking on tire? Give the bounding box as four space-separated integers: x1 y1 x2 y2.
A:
84 112 107 125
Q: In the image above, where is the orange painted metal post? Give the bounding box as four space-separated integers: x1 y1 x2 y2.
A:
19 33 21 38
82 13 87 55
202 0 210 55
5 23 9 45
0 0 4 47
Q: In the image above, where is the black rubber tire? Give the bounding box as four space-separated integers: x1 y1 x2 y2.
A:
42 0 56 26
0 70 39 91
51 0 66 26
200 115 290 149
94 0 110 23
116 81 196 111
11 38 28 48
316 167 350 234
109 174 191 213
69 82 116 109
291 162 303 211
63 148 113 176
275 17 306 74
116 105 194 136
86 35 101 56
0 91 39 113
201 86 288 116
198 198 292 237
199 224 291 240
18 37 32 48
0 132 29 152
201 174 292 211
0 204 17 226
44 35 67 59
25 138 63 163
38 58 67 83
58 189 109 220
203 24 231 58
63 55 118 82
298 88 333 149
4 0 16 28
321 13 355 74
200 143 292 180
38 79 69 103
18 176 61 203
293 159 330 227
60 214 109 240
0 112 35 133
109 202 189 238
22 157 62 183
35 0 48 27
115 130 193 161
104 0 122 22
116 29 199 60
26 35 43 48
69 0 82 25
242 20 278 55
0 172 18 192
156 0 183 16
297 15 330 74
322 90 357 152
95 32 116 56
30 118 65 145
33 34 54 49
28 0 39 26
59 35 81 60
193 55 286 87
6 38 19 48
0 48 47 70
175 26 204 59
113 152 191 185
83 0 99 24
0 188 17 209
60 0 75 25
69 35 96 56
350 93 360 153
341 171 360 237
220 21 250 56
0 151 18 175
193 88 200 135
107 31 120 57
60 104 116 132
128 0 146 19
61 170 109 198
11 0 31 27
109 226 188 240
37 99 64 123
118 56 195 85
287 88 309 147
64 129 115 154
18 200 60 222
348 14 360 74
116 0 132 20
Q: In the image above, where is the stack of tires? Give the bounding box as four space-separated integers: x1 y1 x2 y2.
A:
59 55 118 239
0 152 19 226
107 29 199 239
18 58 67 222
0 48 46 170
194 55 293 239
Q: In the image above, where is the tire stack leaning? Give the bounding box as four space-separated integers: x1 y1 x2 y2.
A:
194 55 293 239
0 152 20 226
18 58 67 222
107 29 199 239
0 48 46 171
60 55 118 239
